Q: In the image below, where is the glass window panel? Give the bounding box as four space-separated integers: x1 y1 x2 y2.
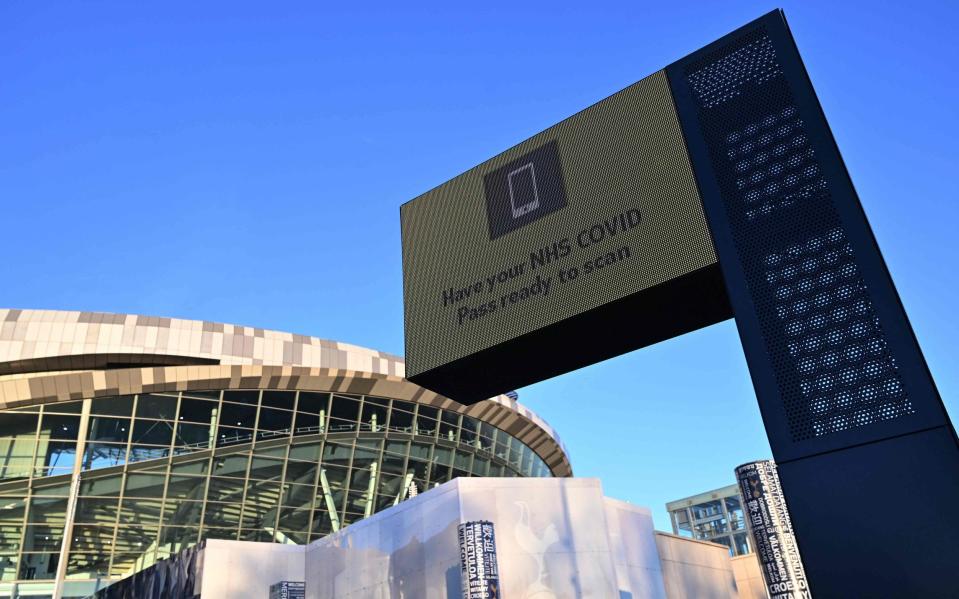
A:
294 411 320 433
245 481 281 505
381 453 406 476
471 456 489 476
43 400 82 414
460 417 479 446
0 524 21 551
123 473 167 499
21 525 58 552
131 421 172 448
0 500 26 526
288 443 320 463
280 483 315 508
0 414 39 438
202 502 241 528
86 416 129 444
384 441 409 457
19 552 59 580
283 461 316 486
212 453 249 478
406 459 430 482
261 391 295 411
0 553 15 581
219 403 257 429
415 416 437 437
322 441 353 465
360 401 388 433
113 524 158 553
170 457 209 477
136 394 178 420
694 518 728 537
200 526 239 541
66 552 111 578
311 510 334 536
35 440 76 477
8 403 40 412
454 451 472 471
249 457 284 481
296 392 329 415
433 447 453 467
90 395 134 417
439 411 460 442
173 422 214 448
128 445 169 463
329 396 360 423
177 398 219 424
110 552 152 577
392 399 416 413
30 480 69 497
164 475 207 501
82 443 127 470
222 390 260 405
257 408 293 433
408 443 431 462
206 477 246 502
74 498 119 524
429 462 450 484
162 498 203 527
159 525 199 548
451 468 470 480
69 524 116 552
353 440 381 462
216 426 254 447
117 498 163 526
691 499 724 520
327 418 356 433
488 463 504 477
237 529 275 543
388 409 413 433
0 438 36 480
734 532 750 556
39 415 80 441
507 441 522 469
78 475 122 498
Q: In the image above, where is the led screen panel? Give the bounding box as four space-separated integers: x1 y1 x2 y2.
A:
402 71 730 403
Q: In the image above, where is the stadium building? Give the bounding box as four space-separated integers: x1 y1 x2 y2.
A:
0 309 570 598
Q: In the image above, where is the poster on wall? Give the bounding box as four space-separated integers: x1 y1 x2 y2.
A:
736 460 811 599
458 520 502 599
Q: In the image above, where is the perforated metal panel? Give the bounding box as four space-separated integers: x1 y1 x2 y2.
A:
681 28 913 442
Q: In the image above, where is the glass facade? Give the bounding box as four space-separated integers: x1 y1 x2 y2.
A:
667 484 751 557
0 389 554 598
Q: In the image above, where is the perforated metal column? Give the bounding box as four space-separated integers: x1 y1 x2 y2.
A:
668 10 959 598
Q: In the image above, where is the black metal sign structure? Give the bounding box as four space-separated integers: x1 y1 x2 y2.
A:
458 521 502 599
403 9 959 597
666 11 959 597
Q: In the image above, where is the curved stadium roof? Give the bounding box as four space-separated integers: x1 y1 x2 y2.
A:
0 309 570 476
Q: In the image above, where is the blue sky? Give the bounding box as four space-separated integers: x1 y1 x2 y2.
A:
2 1 956 530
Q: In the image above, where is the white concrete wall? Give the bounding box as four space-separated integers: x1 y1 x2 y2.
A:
731 554 768 599
188 479 747 599
197 540 305 599
655 532 739 599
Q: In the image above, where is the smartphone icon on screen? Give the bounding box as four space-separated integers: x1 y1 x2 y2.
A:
507 162 540 219
484 140 566 240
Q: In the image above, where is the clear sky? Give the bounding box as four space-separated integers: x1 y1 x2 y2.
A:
2 1 956 531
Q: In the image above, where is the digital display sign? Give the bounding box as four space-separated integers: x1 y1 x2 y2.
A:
402 72 730 403
402 9 959 597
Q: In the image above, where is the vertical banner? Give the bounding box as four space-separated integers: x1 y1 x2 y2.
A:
458 520 502 599
736 461 810 599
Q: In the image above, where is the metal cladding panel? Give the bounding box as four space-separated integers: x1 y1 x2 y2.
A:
667 9 959 597
666 9 954 460
402 71 730 403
